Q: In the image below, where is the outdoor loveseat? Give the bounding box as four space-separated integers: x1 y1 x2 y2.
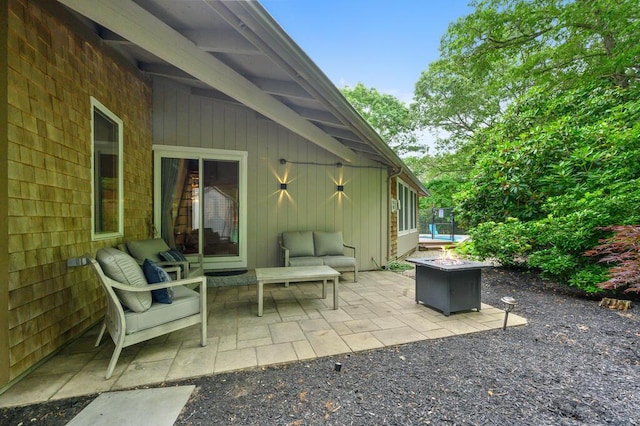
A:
280 231 358 282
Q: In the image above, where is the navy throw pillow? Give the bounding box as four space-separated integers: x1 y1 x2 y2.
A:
158 248 187 275
142 259 174 304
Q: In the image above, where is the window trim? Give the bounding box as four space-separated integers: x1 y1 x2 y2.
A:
397 179 417 235
90 97 124 241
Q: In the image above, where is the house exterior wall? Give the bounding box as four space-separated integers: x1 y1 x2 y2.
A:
389 176 398 259
389 175 420 260
1 0 10 387
153 78 389 271
2 0 152 387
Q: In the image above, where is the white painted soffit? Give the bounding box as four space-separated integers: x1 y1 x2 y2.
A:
56 0 355 163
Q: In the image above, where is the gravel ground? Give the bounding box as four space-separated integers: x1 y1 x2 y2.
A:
2 258 639 425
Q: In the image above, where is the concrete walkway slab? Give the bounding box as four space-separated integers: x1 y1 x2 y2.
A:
67 385 195 426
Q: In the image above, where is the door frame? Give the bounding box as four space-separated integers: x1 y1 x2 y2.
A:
152 144 248 270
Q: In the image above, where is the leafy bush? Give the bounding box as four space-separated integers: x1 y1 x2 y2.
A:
466 218 531 267
567 264 612 296
453 83 640 294
527 247 578 281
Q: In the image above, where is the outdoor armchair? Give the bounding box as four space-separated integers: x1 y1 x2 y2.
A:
88 248 207 379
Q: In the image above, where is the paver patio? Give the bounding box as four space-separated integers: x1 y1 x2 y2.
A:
0 270 526 408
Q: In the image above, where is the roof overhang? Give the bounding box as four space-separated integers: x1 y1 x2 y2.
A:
56 0 428 194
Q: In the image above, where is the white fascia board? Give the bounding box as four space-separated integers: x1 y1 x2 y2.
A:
57 0 354 162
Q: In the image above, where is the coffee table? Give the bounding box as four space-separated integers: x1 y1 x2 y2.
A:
255 266 340 316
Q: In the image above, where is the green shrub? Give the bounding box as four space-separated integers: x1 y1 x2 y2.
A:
527 247 578 281
567 264 611 295
385 259 413 271
466 218 531 266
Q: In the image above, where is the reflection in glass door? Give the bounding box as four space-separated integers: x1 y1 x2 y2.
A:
201 160 239 257
154 147 247 269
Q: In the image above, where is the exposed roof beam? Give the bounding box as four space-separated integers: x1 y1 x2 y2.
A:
99 28 129 44
181 29 260 55
315 125 362 142
139 63 195 80
57 0 355 162
294 107 347 127
191 87 240 104
250 77 313 100
338 139 379 154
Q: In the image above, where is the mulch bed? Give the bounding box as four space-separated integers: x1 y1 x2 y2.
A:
1 266 639 425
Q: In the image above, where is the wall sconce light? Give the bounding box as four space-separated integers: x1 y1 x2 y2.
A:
280 182 288 190
501 296 518 330
336 185 344 192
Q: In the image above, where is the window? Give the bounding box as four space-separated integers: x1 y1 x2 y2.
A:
91 98 123 240
397 180 417 234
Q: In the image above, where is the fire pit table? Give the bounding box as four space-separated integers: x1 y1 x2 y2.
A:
407 258 491 316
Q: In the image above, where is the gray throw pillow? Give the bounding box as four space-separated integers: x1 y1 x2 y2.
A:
313 232 344 256
283 231 315 257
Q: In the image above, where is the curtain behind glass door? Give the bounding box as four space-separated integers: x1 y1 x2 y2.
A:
160 158 199 254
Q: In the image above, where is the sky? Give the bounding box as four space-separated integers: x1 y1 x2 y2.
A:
261 0 474 104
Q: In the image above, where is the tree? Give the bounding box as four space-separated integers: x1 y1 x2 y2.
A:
414 0 640 151
340 83 421 155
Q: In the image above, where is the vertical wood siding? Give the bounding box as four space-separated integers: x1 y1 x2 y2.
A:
153 78 389 271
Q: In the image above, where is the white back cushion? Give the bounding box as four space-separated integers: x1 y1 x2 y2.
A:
96 247 152 313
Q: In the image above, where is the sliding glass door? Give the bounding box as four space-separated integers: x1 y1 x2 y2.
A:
153 146 247 269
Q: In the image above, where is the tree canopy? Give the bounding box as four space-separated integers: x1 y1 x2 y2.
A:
414 0 640 151
340 83 421 155
412 0 640 294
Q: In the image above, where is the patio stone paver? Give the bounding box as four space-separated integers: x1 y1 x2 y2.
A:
371 326 428 346
269 321 306 343
165 340 218 381
371 315 407 330
397 313 442 332
343 318 381 333
215 347 257 372
134 341 182 363
238 324 271 341
439 319 483 335
0 270 527 408
292 340 316 360
319 308 354 323
304 329 351 357
342 332 385 352
424 328 456 339
298 318 332 332
112 359 174 391
256 343 298 366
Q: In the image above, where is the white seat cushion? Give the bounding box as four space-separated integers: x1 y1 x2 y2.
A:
288 256 324 267
125 286 200 334
321 256 356 268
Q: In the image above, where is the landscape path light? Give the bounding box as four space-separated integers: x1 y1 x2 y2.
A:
501 296 518 331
